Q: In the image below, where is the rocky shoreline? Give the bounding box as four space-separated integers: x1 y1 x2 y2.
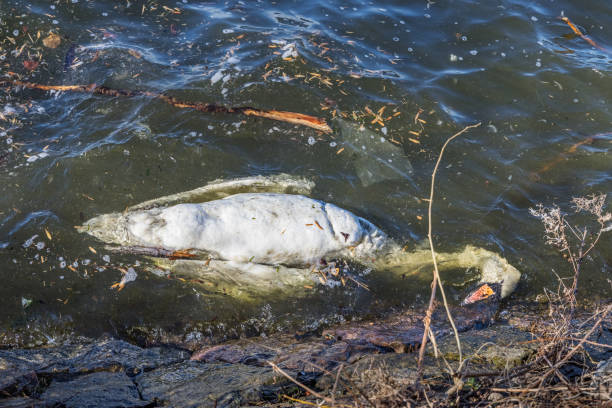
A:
1 303 610 407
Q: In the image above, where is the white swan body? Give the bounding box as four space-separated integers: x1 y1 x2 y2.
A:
83 193 388 266
79 175 520 300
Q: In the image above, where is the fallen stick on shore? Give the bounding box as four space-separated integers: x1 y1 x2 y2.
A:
0 79 333 133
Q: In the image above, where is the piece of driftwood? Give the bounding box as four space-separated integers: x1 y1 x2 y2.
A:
0 79 332 133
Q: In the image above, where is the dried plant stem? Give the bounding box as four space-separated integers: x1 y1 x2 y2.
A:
306 361 376 408
281 394 333 408
532 304 611 389
416 122 481 381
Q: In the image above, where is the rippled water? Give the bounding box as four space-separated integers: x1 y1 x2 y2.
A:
0 0 610 346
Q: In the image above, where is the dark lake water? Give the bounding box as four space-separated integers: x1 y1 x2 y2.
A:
0 0 610 347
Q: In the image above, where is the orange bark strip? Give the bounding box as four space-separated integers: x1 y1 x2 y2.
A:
241 109 332 133
1 80 332 133
7 80 96 92
561 16 584 36
169 249 197 260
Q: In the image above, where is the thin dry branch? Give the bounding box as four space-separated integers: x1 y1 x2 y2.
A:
267 361 333 403
416 122 481 381
536 305 611 386
306 361 376 408
0 80 332 133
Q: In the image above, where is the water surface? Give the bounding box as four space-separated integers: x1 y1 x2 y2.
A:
0 0 610 346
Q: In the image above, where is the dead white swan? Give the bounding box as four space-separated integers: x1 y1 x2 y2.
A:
78 174 520 302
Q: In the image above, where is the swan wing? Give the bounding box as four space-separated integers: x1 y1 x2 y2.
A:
127 174 314 211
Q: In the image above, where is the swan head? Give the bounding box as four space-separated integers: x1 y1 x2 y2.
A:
461 255 521 305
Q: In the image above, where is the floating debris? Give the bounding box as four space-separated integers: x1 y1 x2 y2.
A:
23 235 39 248
281 42 298 59
110 267 138 291
42 33 61 49
21 297 32 308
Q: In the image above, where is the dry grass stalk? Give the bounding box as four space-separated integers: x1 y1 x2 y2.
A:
530 194 610 314
416 122 481 380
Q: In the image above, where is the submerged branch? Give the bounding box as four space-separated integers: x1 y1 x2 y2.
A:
0 79 332 133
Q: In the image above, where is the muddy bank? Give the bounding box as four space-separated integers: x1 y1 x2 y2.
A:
1 303 610 407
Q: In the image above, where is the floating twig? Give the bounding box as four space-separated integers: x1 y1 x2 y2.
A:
561 16 610 54
0 79 332 133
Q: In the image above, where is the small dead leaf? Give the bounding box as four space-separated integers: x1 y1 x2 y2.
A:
127 49 142 59
23 60 39 71
43 33 61 48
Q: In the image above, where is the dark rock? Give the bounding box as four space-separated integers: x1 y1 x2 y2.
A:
41 371 148 408
41 371 146 408
0 397 45 408
592 357 611 400
137 360 293 407
1 339 188 389
0 338 188 404
191 334 377 373
325 324 424 353
0 369 39 399
36 339 189 377
434 324 535 369
321 303 498 354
